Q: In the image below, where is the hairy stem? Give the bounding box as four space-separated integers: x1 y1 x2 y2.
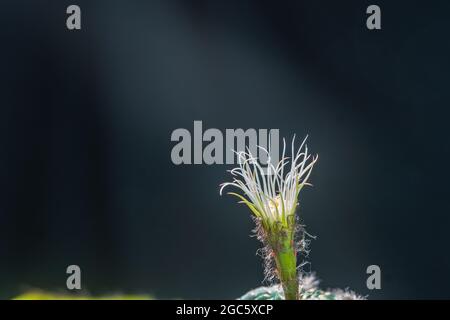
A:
273 235 298 300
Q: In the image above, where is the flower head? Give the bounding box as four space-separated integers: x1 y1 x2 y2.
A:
220 135 318 230
220 135 317 300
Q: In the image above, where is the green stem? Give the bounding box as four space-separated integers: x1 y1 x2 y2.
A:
273 236 298 300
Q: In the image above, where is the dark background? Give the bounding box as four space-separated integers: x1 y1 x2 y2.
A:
1 0 449 299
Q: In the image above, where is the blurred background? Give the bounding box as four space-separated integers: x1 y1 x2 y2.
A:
1 0 450 299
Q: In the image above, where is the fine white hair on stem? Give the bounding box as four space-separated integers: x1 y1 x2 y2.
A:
220 135 318 224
